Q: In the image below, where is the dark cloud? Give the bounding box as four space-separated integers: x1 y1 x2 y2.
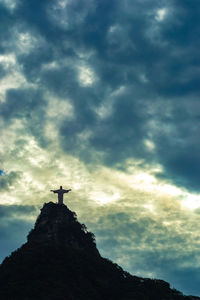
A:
0 205 38 263
0 64 7 79
0 4 14 53
0 204 37 218
40 65 78 98
153 101 200 192
162 0 200 47
0 87 47 146
0 171 21 191
0 0 197 191
1 88 44 121
90 94 150 165
17 47 54 83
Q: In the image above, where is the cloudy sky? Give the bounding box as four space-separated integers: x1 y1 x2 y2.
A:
0 0 200 296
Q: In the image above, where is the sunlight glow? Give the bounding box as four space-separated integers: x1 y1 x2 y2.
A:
25 140 49 167
0 195 20 205
181 194 200 210
90 190 120 205
104 163 183 200
134 173 182 197
142 203 155 213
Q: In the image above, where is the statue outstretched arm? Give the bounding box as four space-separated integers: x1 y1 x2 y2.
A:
63 189 72 193
50 189 59 193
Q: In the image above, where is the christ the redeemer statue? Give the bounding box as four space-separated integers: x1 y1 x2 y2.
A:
51 186 71 205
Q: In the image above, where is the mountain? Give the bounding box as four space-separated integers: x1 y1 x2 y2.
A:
0 202 199 300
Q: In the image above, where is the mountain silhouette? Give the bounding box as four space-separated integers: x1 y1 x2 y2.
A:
0 202 199 300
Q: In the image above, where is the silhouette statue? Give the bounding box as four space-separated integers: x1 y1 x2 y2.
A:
51 186 71 205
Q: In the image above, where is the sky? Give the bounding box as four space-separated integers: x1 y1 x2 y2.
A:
0 0 200 296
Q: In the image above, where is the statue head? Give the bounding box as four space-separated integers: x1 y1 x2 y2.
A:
60 186 62 189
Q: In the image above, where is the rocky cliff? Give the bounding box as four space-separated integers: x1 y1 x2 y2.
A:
0 202 199 300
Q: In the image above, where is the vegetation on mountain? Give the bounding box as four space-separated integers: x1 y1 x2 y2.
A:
0 202 198 300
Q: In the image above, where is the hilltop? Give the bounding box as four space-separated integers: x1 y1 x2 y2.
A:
0 202 199 300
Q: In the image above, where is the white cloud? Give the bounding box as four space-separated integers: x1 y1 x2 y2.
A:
181 194 200 210
16 32 40 54
95 86 125 119
46 96 74 120
78 65 96 86
89 189 120 205
0 54 34 102
44 95 74 142
155 8 167 21
0 54 16 68
0 73 27 102
143 139 155 151
57 0 69 9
